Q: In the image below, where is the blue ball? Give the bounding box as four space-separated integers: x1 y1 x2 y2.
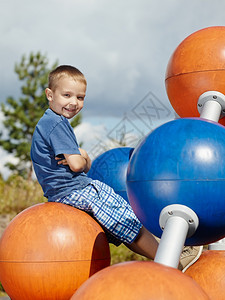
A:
126 118 225 245
88 147 134 202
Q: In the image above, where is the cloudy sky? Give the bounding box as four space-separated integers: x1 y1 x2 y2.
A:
1 0 225 175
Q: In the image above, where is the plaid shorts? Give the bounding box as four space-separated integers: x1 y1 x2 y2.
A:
53 180 142 246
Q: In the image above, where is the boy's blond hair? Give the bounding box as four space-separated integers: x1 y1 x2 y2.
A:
48 65 87 91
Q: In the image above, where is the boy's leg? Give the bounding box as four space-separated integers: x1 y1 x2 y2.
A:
124 226 159 260
125 226 203 272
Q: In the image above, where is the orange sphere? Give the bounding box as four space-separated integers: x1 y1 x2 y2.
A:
71 261 209 300
165 26 225 125
185 250 225 300
0 202 110 300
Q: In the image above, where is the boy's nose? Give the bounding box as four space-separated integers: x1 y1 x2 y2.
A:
70 97 78 106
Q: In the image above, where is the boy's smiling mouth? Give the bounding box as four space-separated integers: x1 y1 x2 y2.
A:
64 107 76 112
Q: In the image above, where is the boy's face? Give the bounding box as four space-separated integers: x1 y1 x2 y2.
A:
45 76 86 119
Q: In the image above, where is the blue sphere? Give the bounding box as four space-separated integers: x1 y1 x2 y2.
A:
88 147 134 202
126 118 225 245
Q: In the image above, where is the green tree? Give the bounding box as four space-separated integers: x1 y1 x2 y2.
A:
0 52 82 179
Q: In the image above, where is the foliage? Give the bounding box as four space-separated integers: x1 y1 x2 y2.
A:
0 175 45 214
70 113 82 128
0 283 4 293
109 243 151 265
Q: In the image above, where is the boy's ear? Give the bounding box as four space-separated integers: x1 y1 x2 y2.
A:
45 88 53 101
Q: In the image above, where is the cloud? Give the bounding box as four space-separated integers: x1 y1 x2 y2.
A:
0 148 19 179
75 120 139 160
2 0 225 120
75 121 107 150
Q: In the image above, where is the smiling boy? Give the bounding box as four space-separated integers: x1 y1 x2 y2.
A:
31 65 202 269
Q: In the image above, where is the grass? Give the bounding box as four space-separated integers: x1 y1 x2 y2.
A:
0 283 5 295
0 175 46 214
110 243 151 265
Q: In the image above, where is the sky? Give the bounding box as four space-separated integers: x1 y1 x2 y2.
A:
1 0 225 176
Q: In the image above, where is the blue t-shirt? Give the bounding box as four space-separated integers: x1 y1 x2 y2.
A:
30 108 92 201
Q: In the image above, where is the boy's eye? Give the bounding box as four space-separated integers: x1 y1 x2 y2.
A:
78 96 84 101
64 93 70 97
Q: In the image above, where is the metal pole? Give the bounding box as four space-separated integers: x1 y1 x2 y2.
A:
154 216 188 268
197 91 225 122
154 204 199 269
200 100 222 122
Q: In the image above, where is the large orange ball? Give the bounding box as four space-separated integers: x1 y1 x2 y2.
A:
165 26 225 125
71 261 209 300
0 202 110 300
185 250 225 300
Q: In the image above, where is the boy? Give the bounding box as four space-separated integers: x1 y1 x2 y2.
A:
31 65 202 268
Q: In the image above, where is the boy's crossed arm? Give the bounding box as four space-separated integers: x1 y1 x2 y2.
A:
56 148 92 174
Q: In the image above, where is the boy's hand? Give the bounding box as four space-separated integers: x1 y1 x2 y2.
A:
55 156 68 165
